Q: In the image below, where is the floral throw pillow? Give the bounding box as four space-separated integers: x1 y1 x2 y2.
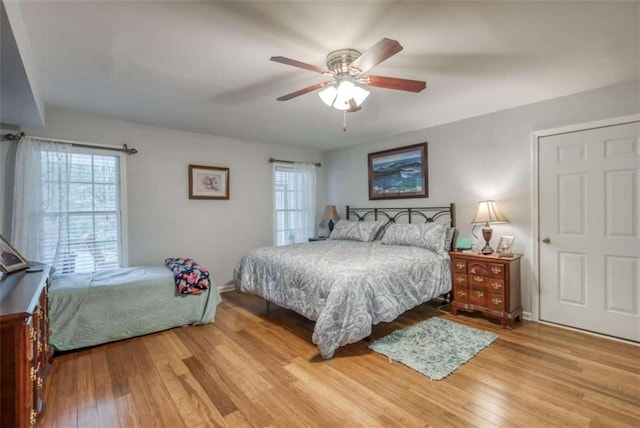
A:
380 222 447 252
329 220 386 242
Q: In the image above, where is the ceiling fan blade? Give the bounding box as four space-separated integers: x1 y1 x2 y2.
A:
270 56 330 74
276 81 331 101
362 75 426 93
349 38 403 74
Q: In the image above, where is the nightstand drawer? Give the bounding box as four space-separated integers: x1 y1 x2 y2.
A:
488 294 505 311
469 274 488 289
453 273 467 286
488 263 505 279
487 278 505 294
468 261 489 276
452 259 467 273
453 286 468 303
469 289 487 307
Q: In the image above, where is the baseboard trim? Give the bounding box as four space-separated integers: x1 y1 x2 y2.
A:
218 283 235 293
522 311 532 321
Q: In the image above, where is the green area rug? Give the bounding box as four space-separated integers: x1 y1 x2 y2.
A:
369 317 497 380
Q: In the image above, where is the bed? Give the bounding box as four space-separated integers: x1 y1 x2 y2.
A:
49 265 221 351
234 205 455 359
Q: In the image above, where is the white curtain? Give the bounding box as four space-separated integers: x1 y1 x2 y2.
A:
12 136 71 267
292 162 316 244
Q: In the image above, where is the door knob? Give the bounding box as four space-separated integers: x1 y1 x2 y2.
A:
542 237 551 244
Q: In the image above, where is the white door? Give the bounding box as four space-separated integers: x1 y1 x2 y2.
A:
539 121 640 342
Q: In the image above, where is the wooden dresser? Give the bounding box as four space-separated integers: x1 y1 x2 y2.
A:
0 267 52 428
449 251 522 328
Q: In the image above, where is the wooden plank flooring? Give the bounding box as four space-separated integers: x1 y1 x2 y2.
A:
40 291 640 427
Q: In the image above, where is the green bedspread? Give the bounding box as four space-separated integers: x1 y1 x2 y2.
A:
49 266 221 351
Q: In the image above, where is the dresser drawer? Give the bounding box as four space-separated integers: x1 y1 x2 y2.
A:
453 286 468 303
452 259 467 273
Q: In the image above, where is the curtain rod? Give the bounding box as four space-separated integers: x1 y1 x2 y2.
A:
268 157 321 167
1 132 138 155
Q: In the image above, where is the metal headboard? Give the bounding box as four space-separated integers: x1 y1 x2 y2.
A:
345 204 456 228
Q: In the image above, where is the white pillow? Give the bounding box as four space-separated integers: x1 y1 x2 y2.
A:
444 227 456 251
380 222 447 252
329 220 386 242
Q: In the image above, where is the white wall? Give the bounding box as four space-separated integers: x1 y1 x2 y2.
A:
323 80 640 315
9 107 324 288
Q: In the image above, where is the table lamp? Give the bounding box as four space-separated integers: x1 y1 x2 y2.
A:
322 205 340 232
471 200 509 255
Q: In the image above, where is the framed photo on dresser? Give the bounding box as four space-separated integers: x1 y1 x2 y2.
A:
0 235 29 273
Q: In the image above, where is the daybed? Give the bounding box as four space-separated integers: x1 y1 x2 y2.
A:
49 265 221 351
234 205 455 359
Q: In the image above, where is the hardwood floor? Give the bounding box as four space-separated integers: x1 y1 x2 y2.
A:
40 291 639 427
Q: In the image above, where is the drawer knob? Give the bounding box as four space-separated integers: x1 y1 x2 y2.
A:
474 276 484 282
37 342 42 353
456 262 465 269
492 298 502 305
491 267 501 274
475 291 484 297
456 276 465 283
456 291 466 297
491 282 502 290
38 376 43 390
29 327 36 342
30 366 36 381
30 410 37 427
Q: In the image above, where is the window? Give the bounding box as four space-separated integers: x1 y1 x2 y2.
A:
41 149 124 273
273 163 316 245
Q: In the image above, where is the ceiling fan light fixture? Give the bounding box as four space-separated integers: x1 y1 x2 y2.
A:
319 80 369 110
318 85 337 107
352 86 370 106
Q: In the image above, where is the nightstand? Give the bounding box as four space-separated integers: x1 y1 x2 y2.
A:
308 237 327 242
449 251 522 328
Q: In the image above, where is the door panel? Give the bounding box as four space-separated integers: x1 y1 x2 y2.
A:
539 121 640 342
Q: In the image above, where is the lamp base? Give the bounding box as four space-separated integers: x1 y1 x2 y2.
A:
481 224 494 255
328 220 335 232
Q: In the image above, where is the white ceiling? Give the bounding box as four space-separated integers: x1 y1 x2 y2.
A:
16 1 640 150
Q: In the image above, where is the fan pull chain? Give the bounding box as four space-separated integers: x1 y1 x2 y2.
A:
342 110 347 132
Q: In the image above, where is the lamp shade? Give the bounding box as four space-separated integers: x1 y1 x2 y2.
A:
322 205 341 221
471 200 509 225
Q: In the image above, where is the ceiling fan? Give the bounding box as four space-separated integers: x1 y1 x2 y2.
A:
271 38 427 114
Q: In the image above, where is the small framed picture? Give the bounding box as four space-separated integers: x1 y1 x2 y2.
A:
496 235 515 254
0 235 29 274
189 165 230 200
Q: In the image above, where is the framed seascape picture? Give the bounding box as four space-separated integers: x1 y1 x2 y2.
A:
0 235 29 274
189 165 230 200
368 142 428 200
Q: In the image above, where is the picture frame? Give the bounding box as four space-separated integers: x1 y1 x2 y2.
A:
189 165 230 200
0 234 29 274
368 142 428 200
496 235 515 254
